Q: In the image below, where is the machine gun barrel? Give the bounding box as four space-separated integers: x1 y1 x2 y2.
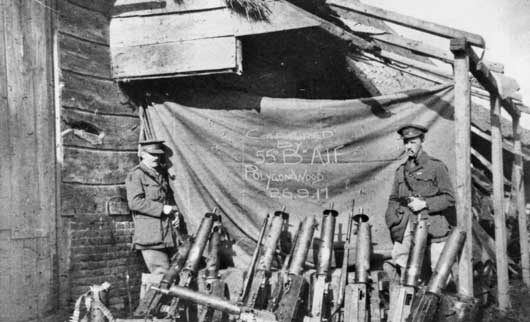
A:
165 211 219 319
258 210 289 271
408 228 466 322
404 210 429 287
245 210 289 309
333 201 355 318
185 211 219 272
316 208 338 276
309 207 338 322
205 225 221 280
153 286 279 322
134 238 192 317
272 216 317 322
354 210 371 284
155 285 241 315
427 227 466 295
289 216 316 276
201 223 231 322
343 209 372 322
162 239 193 288
239 214 269 304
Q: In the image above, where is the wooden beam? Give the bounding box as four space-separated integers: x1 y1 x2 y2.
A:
450 38 474 298
310 8 530 114
283 1 375 51
470 147 511 185
336 15 506 70
471 126 530 161
386 57 529 114
490 94 511 311
468 48 522 116
468 48 498 94
371 49 449 76
336 16 454 63
362 45 530 115
373 53 490 98
379 56 500 104
328 0 485 47
371 33 453 63
512 112 530 287
371 33 504 71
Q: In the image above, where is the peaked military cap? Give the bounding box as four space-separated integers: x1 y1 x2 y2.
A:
139 139 165 154
397 124 428 139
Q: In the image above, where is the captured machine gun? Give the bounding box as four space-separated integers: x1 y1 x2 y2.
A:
134 237 192 317
242 210 289 309
199 220 230 322
153 285 279 322
163 210 219 320
238 214 270 305
387 210 429 322
272 216 317 322
331 201 355 322
343 209 372 322
408 227 466 322
307 206 338 322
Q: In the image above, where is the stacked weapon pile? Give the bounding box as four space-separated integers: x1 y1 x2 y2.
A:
134 202 466 322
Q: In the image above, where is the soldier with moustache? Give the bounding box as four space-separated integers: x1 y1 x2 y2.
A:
385 125 457 278
126 139 182 275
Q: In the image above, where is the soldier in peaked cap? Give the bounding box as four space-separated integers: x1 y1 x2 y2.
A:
126 139 182 275
385 124 456 280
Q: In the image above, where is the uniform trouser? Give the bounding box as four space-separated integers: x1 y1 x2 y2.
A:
141 248 170 275
391 220 446 274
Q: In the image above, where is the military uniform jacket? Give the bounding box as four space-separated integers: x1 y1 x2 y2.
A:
126 163 176 250
385 151 456 243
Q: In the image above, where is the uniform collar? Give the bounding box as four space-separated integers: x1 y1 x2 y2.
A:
406 151 429 171
415 151 429 166
139 162 163 182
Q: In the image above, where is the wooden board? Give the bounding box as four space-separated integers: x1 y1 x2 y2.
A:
62 108 139 150
0 0 57 320
58 0 109 45
112 0 225 17
110 8 233 47
61 71 136 116
61 183 129 216
62 148 138 185
60 33 111 79
111 36 237 79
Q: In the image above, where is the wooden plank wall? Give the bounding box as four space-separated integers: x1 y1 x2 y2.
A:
0 1 56 321
57 0 144 314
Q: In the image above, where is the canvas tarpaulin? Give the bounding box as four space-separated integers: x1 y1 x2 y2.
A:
142 83 456 257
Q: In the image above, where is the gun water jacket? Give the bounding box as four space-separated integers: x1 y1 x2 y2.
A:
385 151 456 243
126 163 176 250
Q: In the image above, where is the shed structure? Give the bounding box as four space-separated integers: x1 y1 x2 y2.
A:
1 0 530 321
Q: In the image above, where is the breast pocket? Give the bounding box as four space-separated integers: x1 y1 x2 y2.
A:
412 171 438 197
143 183 162 201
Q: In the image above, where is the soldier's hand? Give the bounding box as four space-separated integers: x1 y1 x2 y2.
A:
163 205 180 215
408 197 427 212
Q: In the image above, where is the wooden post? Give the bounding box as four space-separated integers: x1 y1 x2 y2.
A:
512 112 530 287
450 38 473 298
491 94 511 311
